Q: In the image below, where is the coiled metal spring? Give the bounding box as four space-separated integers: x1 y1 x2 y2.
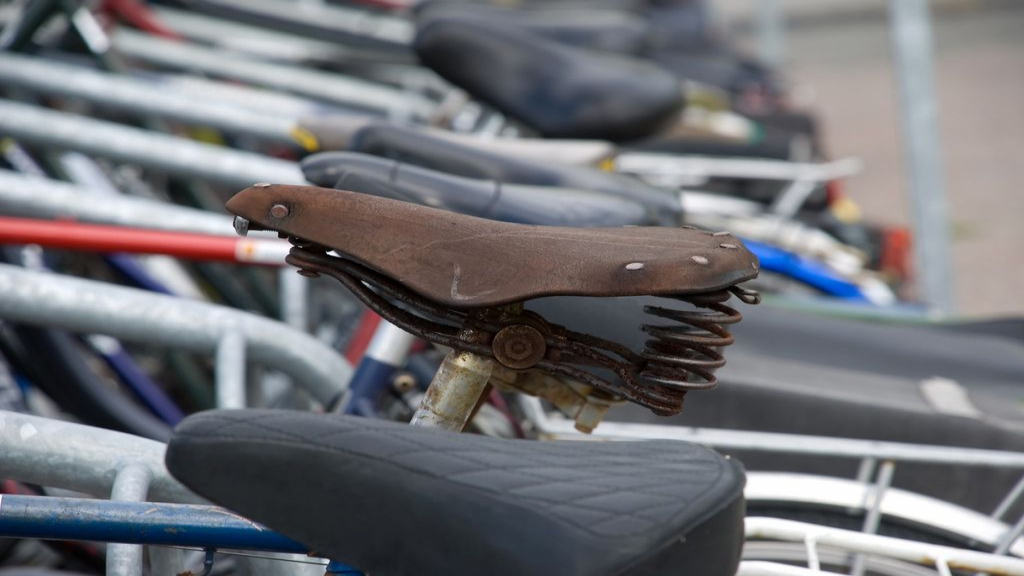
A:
640 286 760 392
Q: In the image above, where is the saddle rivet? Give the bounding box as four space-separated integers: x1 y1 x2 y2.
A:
270 204 290 219
253 182 271 188
691 255 709 265
719 243 738 250
625 262 644 271
712 231 731 237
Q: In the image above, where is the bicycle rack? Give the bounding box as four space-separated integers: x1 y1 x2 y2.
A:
0 170 232 235
111 28 432 120
524 396 1024 573
0 265 350 408
0 100 305 187
0 53 304 148
0 410 320 576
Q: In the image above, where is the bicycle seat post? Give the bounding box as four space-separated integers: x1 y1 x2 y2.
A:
410 339 495 432
412 302 527 431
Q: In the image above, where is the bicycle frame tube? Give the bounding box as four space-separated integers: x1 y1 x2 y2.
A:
340 321 418 416
743 238 871 302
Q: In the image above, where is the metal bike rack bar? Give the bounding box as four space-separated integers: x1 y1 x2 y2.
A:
111 28 432 120
152 5 358 63
0 265 350 407
164 0 414 47
0 410 199 503
0 170 234 235
154 73 341 118
0 495 307 553
526 398 1024 468
613 154 863 184
0 100 305 187
0 53 301 147
107 464 154 576
888 0 955 316
742 517 1024 575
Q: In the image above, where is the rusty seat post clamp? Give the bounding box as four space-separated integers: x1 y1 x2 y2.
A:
411 303 551 432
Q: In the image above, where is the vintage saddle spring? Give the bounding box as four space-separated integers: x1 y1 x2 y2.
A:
287 239 759 416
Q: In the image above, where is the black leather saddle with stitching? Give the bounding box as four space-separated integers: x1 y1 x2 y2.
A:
166 410 745 575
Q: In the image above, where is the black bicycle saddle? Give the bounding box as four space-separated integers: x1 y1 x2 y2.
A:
415 2 651 54
166 409 745 576
413 14 683 141
299 151 658 228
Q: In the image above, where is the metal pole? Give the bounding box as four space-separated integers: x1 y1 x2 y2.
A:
107 464 153 576
0 53 302 147
850 460 897 576
112 29 431 120
0 265 350 407
888 0 955 316
0 410 200 503
215 331 247 409
757 0 785 67
0 100 305 188
0 170 234 236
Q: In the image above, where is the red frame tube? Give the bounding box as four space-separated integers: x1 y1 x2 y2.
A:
0 217 288 265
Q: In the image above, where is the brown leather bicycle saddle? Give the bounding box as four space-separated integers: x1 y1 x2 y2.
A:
226 184 758 309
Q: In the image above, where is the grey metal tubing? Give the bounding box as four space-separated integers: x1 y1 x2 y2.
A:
889 0 955 315
158 74 341 118
279 268 308 331
756 0 785 67
0 100 305 188
152 5 358 63
994 474 1024 521
107 464 152 576
524 398 1024 468
614 154 863 183
0 170 234 236
159 0 413 46
215 331 247 409
850 460 897 576
0 53 300 147
0 409 199 503
0 265 350 406
112 29 432 120
56 152 208 300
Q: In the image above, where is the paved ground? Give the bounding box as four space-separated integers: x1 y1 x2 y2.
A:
721 1 1024 318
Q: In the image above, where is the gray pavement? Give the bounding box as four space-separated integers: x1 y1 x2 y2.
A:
723 1 1024 318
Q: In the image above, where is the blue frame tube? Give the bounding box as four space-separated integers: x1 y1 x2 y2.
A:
0 495 307 553
340 322 417 416
742 238 870 301
93 341 185 425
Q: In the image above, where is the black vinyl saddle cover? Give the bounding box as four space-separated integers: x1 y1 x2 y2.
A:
166 410 745 576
